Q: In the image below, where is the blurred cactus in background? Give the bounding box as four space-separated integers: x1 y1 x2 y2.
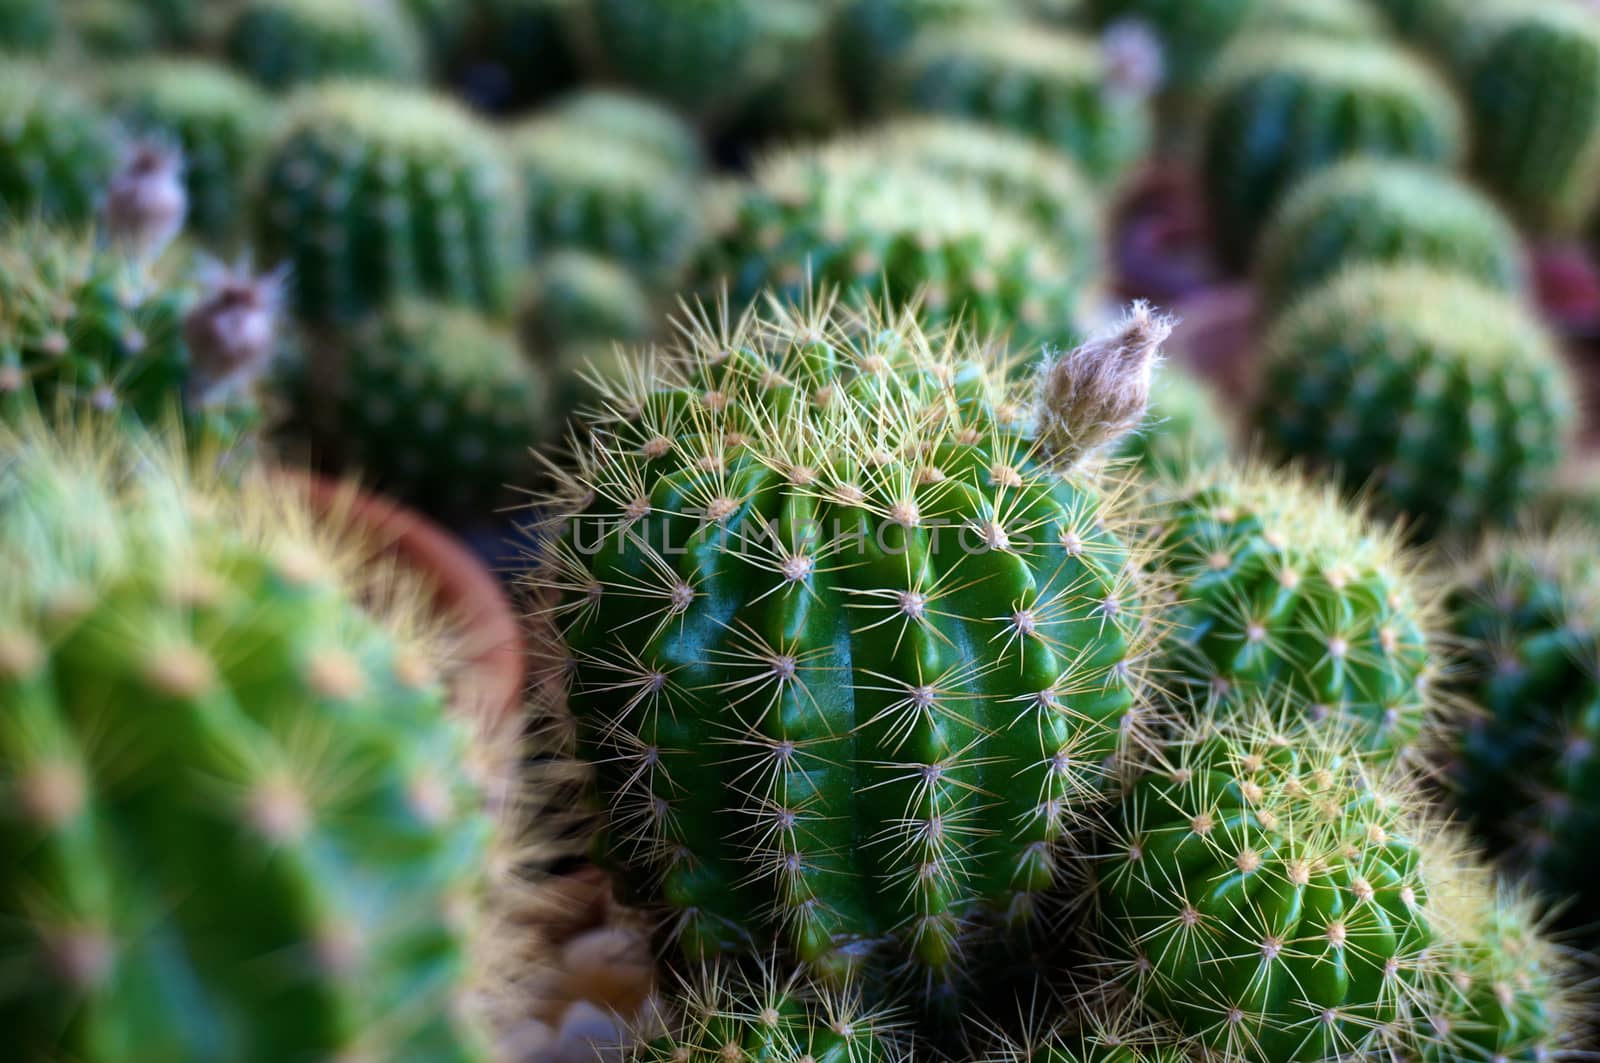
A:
223 0 427 91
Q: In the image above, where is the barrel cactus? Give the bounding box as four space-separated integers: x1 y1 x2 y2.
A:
0 64 119 224
1253 159 1528 314
1245 0 1383 38
519 250 657 361
891 24 1153 185
531 297 1166 990
0 417 524 1062
833 0 1002 111
1254 265 1576 539
223 0 426 91
1107 363 1231 481
1082 0 1258 92
543 89 703 175
1199 36 1463 271
254 82 522 323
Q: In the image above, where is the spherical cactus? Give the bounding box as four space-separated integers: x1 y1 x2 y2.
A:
519 250 657 360
1107 363 1231 481
1199 36 1464 271
292 300 552 520
0 225 284 450
1152 462 1442 760
1244 0 1383 39
695 146 1086 346
0 417 525 1062
833 0 1002 112
509 118 702 283
254 81 522 324
530 297 1166 990
1094 706 1447 1061
223 0 426 91
0 64 119 224
1082 0 1258 91
890 24 1153 185
544 89 704 175
1254 265 1577 539
1253 159 1528 315
0 0 57 52
1456 0 1600 235
99 60 279 250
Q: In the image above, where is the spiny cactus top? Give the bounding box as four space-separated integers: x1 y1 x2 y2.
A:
1083 0 1258 92
0 63 119 224
544 89 704 175
1094 707 1446 1061
223 0 426 90
1199 35 1463 271
1254 264 1576 540
1152 462 1442 760
1253 159 1528 314
255 81 522 323
1455 0 1600 234
0 419 517 1062
532 296 1166 989
891 24 1153 184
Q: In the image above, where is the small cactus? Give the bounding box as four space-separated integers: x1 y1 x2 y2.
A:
542 89 704 175
518 250 657 363
1244 0 1384 38
254 81 522 323
1253 159 1528 315
1254 265 1577 539
0 64 119 225
223 0 426 91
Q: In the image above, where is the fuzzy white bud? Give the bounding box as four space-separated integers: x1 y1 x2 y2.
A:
1102 18 1165 99
105 140 187 264
183 260 288 407
1037 300 1172 468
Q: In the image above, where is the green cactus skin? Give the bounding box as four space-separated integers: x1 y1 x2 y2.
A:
1153 463 1441 760
519 250 657 361
1447 531 1600 928
0 65 118 225
0 420 506 1063
0 0 57 52
1366 0 1463 39
1245 0 1383 39
892 25 1153 185
1199 37 1463 272
296 300 551 520
100 61 278 250
695 147 1085 346
1253 160 1528 315
1456 2 1600 235
832 0 1003 112
545 90 704 176
510 119 702 284
1083 0 1259 91
531 297 1159 990
254 82 522 324
224 0 426 91
1254 265 1576 540
1108 364 1231 481
576 0 827 122
1095 708 1445 1061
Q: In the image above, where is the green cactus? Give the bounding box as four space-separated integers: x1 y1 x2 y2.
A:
99 60 278 250
1254 265 1576 539
1455 1 1600 235
291 300 551 520
1446 529 1600 927
0 226 284 451
1366 0 1464 39
0 0 57 52
1200 36 1464 271
510 119 702 284
519 250 657 361
1107 363 1231 481
531 297 1165 989
223 0 426 91
544 90 704 175
67 0 163 57
1245 0 1383 38
1253 159 1528 315
694 145 1086 346
254 81 522 324
0 417 518 1062
1094 706 1446 1061
1082 0 1259 91
0 64 119 225
891 24 1153 184
1152 462 1441 760
832 0 1003 112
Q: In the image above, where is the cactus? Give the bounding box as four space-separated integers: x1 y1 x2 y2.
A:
0 417 523 1062
519 251 657 362
1254 265 1576 539
1094 706 1447 1061
223 0 426 91
1107 364 1231 481
1245 0 1383 38
1152 462 1441 760
891 24 1153 185
290 300 551 520
694 146 1086 346
0 0 57 52
510 118 702 284
254 82 522 324
530 296 1164 990
1199 36 1463 271
1082 0 1258 91
0 64 119 225
1253 159 1528 315
544 90 704 175
832 0 1003 112
1455 0 1600 235
0 224 284 450
100 60 278 250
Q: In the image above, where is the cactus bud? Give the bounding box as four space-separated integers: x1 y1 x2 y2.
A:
1038 301 1170 468
104 139 186 263
182 259 286 407
1101 18 1165 98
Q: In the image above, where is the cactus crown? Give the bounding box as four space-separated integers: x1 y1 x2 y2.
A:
276 79 502 161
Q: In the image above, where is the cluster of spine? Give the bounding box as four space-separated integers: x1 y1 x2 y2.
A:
1151 462 1441 760
253 81 522 323
890 24 1153 184
1252 159 1528 314
1253 265 1576 539
0 419 510 1061
1083 0 1258 92
223 0 426 91
0 64 118 224
532 296 1161 991
1199 36 1463 270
